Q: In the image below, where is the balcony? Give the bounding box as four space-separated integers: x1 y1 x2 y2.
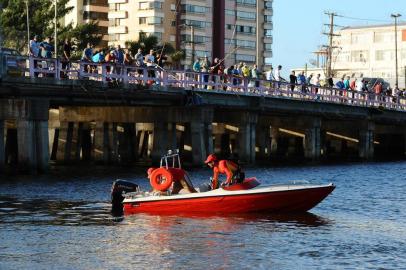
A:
108 26 128 34
108 11 127 19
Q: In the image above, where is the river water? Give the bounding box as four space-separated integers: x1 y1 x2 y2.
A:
0 162 405 269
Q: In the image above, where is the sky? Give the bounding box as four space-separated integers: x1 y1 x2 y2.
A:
272 0 406 76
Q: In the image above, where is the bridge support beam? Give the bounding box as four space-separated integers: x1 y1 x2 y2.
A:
109 123 119 163
17 120 36 173
304 118 322 161
35 120 49 172
270 126 279 157
359 122 375 160
0 120 4 173
151 122 168 164
190 108 213 166
256 123 271 161
94 122 110 163
238 112 257 163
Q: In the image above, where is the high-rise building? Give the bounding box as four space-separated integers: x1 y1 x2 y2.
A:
64 0 109 47
107 0 273 70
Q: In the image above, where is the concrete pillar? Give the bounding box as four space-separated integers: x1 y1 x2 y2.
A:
56 122 68 161
35 120 49 172
0 120 4 173
205 123 214 155
151 122 168 163
270 126 279 156
75 122 83 161
191 121 207 166
168 123 178 151
17 120 37 173
304 119 322 161
238 113 257 163
94 122 111 163
257 124 271 161
359 122 375 160
94 122 105 163
109 123 119 163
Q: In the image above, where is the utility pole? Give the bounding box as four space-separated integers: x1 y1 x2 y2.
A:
54 0 58 58
26 0 30 54
323 12 340 79
391 13 401 88
190 25 195 69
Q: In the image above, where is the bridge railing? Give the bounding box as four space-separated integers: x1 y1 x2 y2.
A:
1 54 406 111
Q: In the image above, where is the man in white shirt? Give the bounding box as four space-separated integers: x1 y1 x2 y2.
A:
145 49 156 79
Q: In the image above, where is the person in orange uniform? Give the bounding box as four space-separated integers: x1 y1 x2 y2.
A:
204 154 244 189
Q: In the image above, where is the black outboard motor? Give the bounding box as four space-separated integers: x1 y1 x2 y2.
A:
111 180 139 214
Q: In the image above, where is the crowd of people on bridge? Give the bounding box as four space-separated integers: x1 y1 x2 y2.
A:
26 35 406 107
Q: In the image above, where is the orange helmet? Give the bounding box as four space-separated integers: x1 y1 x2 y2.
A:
204 154 217 164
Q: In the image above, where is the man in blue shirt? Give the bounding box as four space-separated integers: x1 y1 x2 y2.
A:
336 78 345 89
114 45 124 64
39 37 54 58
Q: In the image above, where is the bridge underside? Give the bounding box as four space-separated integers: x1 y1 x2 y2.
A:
2 80 406 174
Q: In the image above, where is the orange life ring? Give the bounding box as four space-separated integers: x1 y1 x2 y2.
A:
150 168 174 191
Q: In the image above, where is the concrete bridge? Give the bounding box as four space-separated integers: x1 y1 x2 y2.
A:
1 55 406 174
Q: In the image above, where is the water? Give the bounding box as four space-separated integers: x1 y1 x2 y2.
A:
1 162 406 269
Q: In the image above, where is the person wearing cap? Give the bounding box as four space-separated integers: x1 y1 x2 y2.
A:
204 154 244 189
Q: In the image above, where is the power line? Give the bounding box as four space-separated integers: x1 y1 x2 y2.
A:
335 14 391 23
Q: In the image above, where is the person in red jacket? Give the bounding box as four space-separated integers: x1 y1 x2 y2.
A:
204 154 244 189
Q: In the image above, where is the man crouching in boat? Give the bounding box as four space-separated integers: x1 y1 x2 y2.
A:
205 154 245 189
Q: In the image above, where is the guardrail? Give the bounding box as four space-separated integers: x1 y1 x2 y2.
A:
1 54 406 111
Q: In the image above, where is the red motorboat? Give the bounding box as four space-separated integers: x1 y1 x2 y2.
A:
111 150 335 215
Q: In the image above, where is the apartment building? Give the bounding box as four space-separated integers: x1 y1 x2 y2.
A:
107 0 273 70
331 23 406 87
64 0 109 47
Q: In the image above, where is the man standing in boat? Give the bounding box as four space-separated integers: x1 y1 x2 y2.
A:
205 154 245 189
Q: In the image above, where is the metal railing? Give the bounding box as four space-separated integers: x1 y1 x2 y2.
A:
1 54 406 111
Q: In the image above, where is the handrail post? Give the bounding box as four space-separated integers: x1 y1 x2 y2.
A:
101 63 107 85
55 58 60 80
29 56 34 78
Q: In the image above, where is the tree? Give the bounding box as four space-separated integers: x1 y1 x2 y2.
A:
0 0 72 52
0 0 101 55
126 32 185 68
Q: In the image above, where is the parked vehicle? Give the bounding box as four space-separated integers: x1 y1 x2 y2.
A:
0 47 25 76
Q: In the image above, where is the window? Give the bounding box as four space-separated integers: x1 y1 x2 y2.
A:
225 9 235 16
147 17 163 25
236 39 256 48
83 11 108 20
265 1 272 9
236 11 256 20
139 2 162 10
264 43 272 51
264 57 272 65
236 0 256 6
181 34 210 43
226 24 256 34
181 4 209 14
264 15 272 23
351 50 369 62
181 19 211 28
375 50 394 61
236 54 256 62
139 17 147 24
351 33 368 44
265 29 272 37
374 32 394 43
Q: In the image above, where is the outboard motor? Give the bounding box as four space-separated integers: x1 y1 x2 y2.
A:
111 180 139 214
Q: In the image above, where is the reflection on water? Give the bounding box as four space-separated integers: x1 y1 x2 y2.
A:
0 196 330 228
1 163 406 269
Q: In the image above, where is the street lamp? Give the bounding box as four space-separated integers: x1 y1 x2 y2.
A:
391 13 401 88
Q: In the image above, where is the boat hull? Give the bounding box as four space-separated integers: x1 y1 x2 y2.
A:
123 184 335 215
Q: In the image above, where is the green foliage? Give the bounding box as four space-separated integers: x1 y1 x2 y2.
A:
126 31 160 56
170 50 185 69
0 0 101 55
